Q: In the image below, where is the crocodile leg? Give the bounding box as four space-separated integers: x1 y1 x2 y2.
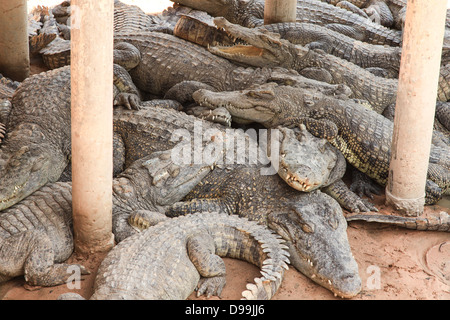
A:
164 80 217 104
346 211 450 232
113 64 141 110
0 230 89 286
113 42 141 71
322 179 378 212
187 233 227 298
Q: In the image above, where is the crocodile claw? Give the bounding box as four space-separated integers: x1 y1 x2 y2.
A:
196 275 227 298
114 92 141 110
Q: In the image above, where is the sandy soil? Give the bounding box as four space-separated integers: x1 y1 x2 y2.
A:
1 192 448 301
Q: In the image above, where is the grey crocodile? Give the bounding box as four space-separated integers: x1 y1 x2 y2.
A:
259 22 402 78
166 172 362 298
112 31 273 99
0 59 342 214
321 0 407 29
0 64 141 212
207 17 449 114
1 142 361 298
192 82 450 204
0 147 212 287
100 107 367 297
59 212 290 300
172 13 402 78
171 0 403 46
345 210 450 232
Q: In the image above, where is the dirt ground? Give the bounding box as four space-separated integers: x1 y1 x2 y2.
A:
0 192 448 301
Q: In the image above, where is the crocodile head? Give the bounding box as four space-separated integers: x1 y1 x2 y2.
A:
208 17 299 69
268 191 362 298
274 126 343 191
114 146 213 211
0 126 68 211
193 82 294 128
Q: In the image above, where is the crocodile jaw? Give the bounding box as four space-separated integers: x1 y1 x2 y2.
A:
208 17 297 68
0 141 67 211
268 192 362 298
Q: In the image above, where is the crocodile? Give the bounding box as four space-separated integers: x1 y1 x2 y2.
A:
320 0 407 29
112 31 273 99
31 0 173 71
0 147 213 287
173 13 237 48
112 29 358 104
165 171 362 298
0 64 141 212
207 17 449 114
192 82 450 204
171 0 403 46
111 105 375 213
173 14 402 78
345 210 450 232
2 143 361 298
59 212 290 300
0 57 347 214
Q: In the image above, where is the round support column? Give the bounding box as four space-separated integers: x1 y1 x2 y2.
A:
0 0 30 81
71 0 114 254
264 0 297 24
385 0 447 216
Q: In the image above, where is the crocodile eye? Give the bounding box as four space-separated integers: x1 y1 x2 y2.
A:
328 216 339 230
301 223 314 233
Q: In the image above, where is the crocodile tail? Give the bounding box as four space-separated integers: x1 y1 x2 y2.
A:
346 212 450 232
235 219 290 300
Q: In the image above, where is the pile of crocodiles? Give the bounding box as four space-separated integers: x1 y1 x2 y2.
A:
0 0 449 300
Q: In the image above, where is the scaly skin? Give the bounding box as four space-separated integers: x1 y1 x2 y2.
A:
193 82 450 204
346 211 450 232
171 0 403 45
113 31 273 97
111 106 353 205
0 182 89 286
0 65 141 212
167 176 362 298
0 65 332 213
172 14 401 77
0 149 212 287
208 17 449 114
60 212 290 300
173 13 236 47
260 22 401 77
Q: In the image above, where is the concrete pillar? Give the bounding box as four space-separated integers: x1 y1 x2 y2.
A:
264 0 297 24
0 0 30 81
385 0 447 216
71 0 114 254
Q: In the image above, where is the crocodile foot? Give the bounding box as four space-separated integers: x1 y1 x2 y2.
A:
186 106 232 127
350 170 383 199
196 275 227 298
114 92 141 110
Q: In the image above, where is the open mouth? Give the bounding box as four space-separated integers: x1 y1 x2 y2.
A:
209 43 265 57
